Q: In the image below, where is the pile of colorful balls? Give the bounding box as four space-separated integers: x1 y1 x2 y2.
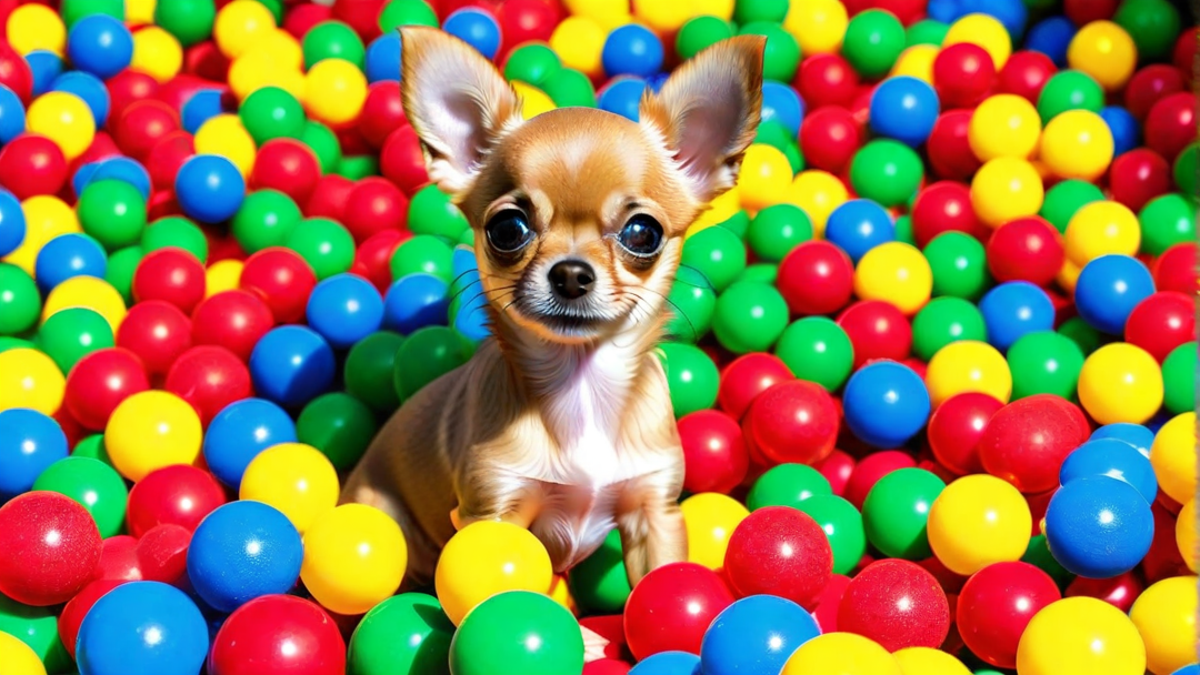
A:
0 0 1196 673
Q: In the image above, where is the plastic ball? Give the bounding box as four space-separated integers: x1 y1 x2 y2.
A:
1075 254 1155 335
1077 342 1163 425
249 325 335 408
203 398 296 489
837 299 913 368
449 590 583 675
868 76 938 147
774 317 853 392
824 199 893 264
303 58 367 127
25 91 94 161
979 281 1055 352
37 307 114 378
0 408 67 500
912 296 988 361
925 339 1012 407
700 595 821 674
129 27 183 82
347 592 453 675
785 169 848 234
1016 596 1147 675
600 23 662 79
1061 438 1158 502
186 500 302 613
969 94 1042 162
780 632 900 675
300 503 407 616
798 106 860 173
933 42 995 108
848 139 924 208
306 273 384 349
744 379 838 465
67 15 133 80
114 300 191 376
1044 475 1153 578
0 631 47 675
0 491 102 606
628 651 698 675
1006 330 1085 400
776 241 854 316
979 393 1089 493
838 559 950 651
63 347 149 431
928 474 1032 575
239 442 338 534
852 241 932 316
214 0 276 59
1040 109 1114 180
30 230 103 295
7 4 66 57
175 154 245 224
985 216 1063 286
712 281 788 354
1150 412 1196 505
723 506 832 608
239 247 317 324
737 144 792 212
862 467 944 560
843 361 930 448
971 157 1045 227
1126 576 1196 675
1144 92 1196 162
1067 20 1136 91
104 390 202 482
658 342 719 417
0 348 64 415
125 463 225 536
76 581 208 675
623 562 735 660
680 492 748 571
209 594 345 675
956 562 1061 669
842 9 905 79
928 392 1002 475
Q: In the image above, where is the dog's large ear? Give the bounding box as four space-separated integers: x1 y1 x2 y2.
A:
400 26 522 196
639 35 765 205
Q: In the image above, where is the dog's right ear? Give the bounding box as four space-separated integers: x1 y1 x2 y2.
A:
400 26 523 196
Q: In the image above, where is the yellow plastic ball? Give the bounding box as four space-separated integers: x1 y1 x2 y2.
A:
1039 110 1114 181
681 492 748 570
0 631 46 675
42 276 126 332
1150 412 1196 506
104 391 202 482
688 186 742 236
925 340 1012 406
131 26 184 83
511 81 556 120
214 0 277 59
890 44 939 85
0 348 65 416
1068 21 1137 92
893 647 972 675
691 0 735 20
852 241 933 316
1017 597 1146 675
126 0 157 26
301 503 408 616
206 259 244 297
550 16 607 76
738 143 793 212
943 13 1012 69
229 50 305 101
781 632 902 675
26 91 95 162
785 170 848 236
260 29 304 71
239 443 339 534
1129 575 1198 675
1064 200 1140 266
784 0 849 55
1078 343 1163 425
632 0 689 32
928 474 1031 575
548 574 576 614
195 114 257 177
970 157 1045 228
564 0 636 30
1177 499 1197 574
968 94 1042 161
6 4 65 56
3 195 81 275
1056 258 1082 293
434 520 553 625
304 58 368 128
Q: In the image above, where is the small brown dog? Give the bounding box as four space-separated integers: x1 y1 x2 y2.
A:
341 26 765 590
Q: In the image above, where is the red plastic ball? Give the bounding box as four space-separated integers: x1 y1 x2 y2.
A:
910 180 985 247
354 229 409 294
838 559 950 651
842 0 924 24
95 534 141 581
1173 26 1197 74
1064 0 1118 24
933 42 995 109
1125 65 1186 121
115 99 181 161
343 176 409 243
1152 242 1196 295
1144 499 1191 582
583 660 631 675
0 492 103 606
132 247 208 314
724 506 833 609
843 449 917 509
799 106 862 173
717 353 793 420
622 562 735 660
358 81 407 149
106 69 160 122
190 289 275 362
285 2 334 39
776 240 855 316
0 38 32 103
956 561 1060 669
145 130 196 193
927 109 980 181
115 300 194 377
304 173 355 220
135 523 191 584
158 74 223 115
1108 147 1171 212
1065 570 1143 612
985 216 1064 286
1144 91 1196 163
164 345 253 426
497 0 558 57
126 464 227 538
677 409 749 495
64 347 151 430
330 0 382 41
995 50 1056 103
812 573 851 633
239 247 318 324
208 594 346 675
836 300 913 369
978 394 1090 494
0 133 68 199
927 392 1003 476
380 125 430 195
795 54 859 110
59 579 125 659
814 448 855 496
745 380 839 466
1124 291 1194 363
250 138 322 206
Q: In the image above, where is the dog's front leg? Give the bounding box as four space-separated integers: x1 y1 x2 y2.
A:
617 477 687 587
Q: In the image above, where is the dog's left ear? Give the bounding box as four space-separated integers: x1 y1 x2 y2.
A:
639 35 765 205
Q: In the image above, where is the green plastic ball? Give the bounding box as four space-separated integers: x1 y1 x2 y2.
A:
735 262 778 285
104 246 143 305
894 214 915 246
302 120 343 174
449 591 584 675
1057 316 1107 356
1161 341 1195 415
393 326 474 401
796 494 866 576
408 185 469 240
664 265 716 343
912 297 988 361
378 0 439 32
297 392 379 472
1173 142 1197 197
680 225 746 293
255 0 284 24
1113 0 1181 61
566 530 631 615
239 87 307 146
716 209 751 240
345 331 405 413
1007 330 1085 401
232 189 302 254
849 139 924 207
747 204 812 262
37 307 114 374
61 0 124 28
0 263 40 336
923 231 991 301
72 434 113 466
734 0 788 24
862 467 945 560
676 16 735 61
658 341 719 417
738 21 801 83
712 281 789 354
906 19 948 47
390 234 455 285
348 593 453 675
747 463 833 511
142 217 208 263
541 68 596 108
0 594 72 675
303 20 366 70
503 43 562 87
78 179 148 251
1036 70 1104 124
32 456 128 538
336 155 380 181
153 0 214 46
775 317 854 392
755 120 804 172
0 336 34 353
285 218 355 280
1022 534 1074 590
1138 193 1195 256
1039 179 1105 233
842 9 906 79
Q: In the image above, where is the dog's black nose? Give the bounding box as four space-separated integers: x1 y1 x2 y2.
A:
548 260 595 299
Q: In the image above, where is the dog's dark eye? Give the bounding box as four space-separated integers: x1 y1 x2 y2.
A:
617 215 664 256
485 209 533 254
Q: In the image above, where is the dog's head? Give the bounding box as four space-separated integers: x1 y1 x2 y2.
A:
400 27 764 344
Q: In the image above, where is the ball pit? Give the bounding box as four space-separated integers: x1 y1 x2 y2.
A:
0 0 1193 674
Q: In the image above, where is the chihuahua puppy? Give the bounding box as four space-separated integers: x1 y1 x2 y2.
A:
341 26 764 592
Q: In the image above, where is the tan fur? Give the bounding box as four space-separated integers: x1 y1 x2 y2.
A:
343 27 764 593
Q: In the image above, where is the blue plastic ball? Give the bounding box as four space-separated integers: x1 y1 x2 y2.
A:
1025 16 1075 67
1060 438 1158 503
185 500 303 613
824 199 895 263
925 0 960 23
0 408 68 501
1044 475 1153 579
978 281 1055 352
307 273 385 349
76 581 209 675
34 232 107 293
1090 422 1154 458
202 397 297 488
67 14 133 80
700 595 821 675
442 8 501 61
1170 665 1200 675
75 156 153 201
365 32 401 84
0 84 24 144
842 361 931 448
1074 254 1155 335
25 50 62 98
383 273 448 335
52 71 110 126
598 76 646 121
958 0 1028 39
761 81 803 137
1099 106 1139 157
181 88 224 134
646 71 669 93
628 651 701 675
175 154 246 224
602 24 663 78
0 188 25 258
249 325 336 408
869 75 940 147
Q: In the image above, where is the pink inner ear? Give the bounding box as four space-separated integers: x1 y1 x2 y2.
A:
673 100 745 183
